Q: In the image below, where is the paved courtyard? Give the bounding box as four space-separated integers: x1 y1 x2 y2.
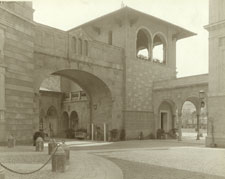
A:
0 140 224 179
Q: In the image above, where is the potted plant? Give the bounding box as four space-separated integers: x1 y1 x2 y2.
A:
110 129 119 141
156 129 165 139
65 128 75 138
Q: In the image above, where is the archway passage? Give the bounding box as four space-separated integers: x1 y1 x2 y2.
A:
53 69 112 131
70 111 79 130
157 100 176 139
181 99 207 140
38 69 112 139
46 106 58 137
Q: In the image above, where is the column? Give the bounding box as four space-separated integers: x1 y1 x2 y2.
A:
0 63 6 142
172 114 176 129
103 123 106 142
178 112 182 141
91 123 94 141
196 114 200 140
0 64 6 122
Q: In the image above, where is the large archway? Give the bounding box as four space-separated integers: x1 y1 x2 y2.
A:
37 69 113 138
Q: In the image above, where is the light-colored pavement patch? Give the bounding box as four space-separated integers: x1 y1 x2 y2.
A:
98 146 225 177
44 141 112 147
0 150 123 179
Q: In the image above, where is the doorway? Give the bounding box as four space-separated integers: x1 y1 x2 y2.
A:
160 112 168 131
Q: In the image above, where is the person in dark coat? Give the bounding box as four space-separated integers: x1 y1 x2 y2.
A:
33 130 45 146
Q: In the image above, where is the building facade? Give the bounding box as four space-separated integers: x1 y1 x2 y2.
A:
0 2 216 144
205 0 225 147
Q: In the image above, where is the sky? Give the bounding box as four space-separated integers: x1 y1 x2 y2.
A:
32 0 209 77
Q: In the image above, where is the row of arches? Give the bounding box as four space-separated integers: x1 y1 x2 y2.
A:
39 106 79 138
72 37 88 56
136 28 167 64
62 111 79 132
157 96 207 140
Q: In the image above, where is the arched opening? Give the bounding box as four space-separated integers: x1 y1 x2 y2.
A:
70 111 79 130
78 38 82 55
61 111 69 137
136 28 152 60
108 31 112 45
38 69 112 140
152 33 167 64
46 106 58 137
84 40 88 56
157 100 176 139
72 37 77 54
181 99 207 140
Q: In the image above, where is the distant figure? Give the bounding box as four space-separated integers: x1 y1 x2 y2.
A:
33 130 45 146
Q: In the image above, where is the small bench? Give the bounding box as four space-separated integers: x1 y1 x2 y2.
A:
75 132 87 139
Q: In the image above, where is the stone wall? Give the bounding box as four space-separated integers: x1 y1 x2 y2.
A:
0 4 35 143
124 111 154 139
206 0 225 147
122 15 176 138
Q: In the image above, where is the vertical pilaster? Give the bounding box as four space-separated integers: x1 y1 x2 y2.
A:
0 25 6 141
205 0 225 147
178 111 182 141
0 64 6 121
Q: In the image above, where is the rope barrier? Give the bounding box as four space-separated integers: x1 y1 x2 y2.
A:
0 144 61 175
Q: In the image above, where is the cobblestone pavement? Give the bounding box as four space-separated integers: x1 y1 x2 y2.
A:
0 140 224 179
0 146 122 179
96 146 225 178
71 139 205 151
108 158 225 179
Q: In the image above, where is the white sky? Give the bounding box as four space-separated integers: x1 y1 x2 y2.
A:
32 0 209 78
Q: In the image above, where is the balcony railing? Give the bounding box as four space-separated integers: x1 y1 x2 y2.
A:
64 91 87 102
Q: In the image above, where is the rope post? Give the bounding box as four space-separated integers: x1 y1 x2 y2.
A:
61 141 70 165
0 166 5 179
52 145 66 173
36 137 44 152
48 139 57 155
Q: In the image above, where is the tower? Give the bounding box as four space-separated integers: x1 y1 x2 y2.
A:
205 0 225 147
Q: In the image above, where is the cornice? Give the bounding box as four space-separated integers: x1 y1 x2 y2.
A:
204 20 225 31
0 5 35 25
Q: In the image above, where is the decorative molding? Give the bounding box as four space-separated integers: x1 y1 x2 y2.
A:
204 20 225 31
0 4 35 25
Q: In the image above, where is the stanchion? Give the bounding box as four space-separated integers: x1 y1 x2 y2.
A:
61 141 70 165
48 139 57 155
52 145 66 172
